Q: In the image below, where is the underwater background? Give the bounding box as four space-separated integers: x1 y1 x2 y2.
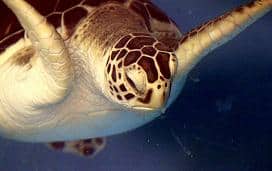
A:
0 0 271 170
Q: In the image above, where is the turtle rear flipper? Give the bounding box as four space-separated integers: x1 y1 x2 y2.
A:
48 137 106 158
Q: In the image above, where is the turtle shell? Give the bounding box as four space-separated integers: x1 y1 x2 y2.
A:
0 0 181 54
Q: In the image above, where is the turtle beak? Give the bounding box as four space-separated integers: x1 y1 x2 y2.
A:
148 88 169 110
133 83 171 111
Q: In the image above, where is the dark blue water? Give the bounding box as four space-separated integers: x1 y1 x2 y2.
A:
1 0 271 170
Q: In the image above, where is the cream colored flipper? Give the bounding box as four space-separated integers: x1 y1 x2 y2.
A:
0 0 73 107
175 0 272 77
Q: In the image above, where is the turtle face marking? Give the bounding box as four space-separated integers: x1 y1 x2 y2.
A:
105 33 177 110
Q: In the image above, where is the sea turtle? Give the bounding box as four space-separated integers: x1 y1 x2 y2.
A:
0 0 271 157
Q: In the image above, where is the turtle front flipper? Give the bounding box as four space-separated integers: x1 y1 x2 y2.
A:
175 0 271 77
48 137 106 158
1 0 73 105
0 0 74 138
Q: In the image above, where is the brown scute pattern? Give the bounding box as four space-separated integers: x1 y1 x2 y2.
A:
113 86 119 92
117 95 123 100
107 63 111 74
130 0 182 50
155 42 173 52
111 65 117 82
142 46 156 56
47 14 62 28
83 0 127 6
138 56 158 83
64 7 88 33
124 93 135 100
138 89 153 104
0 0 88 39
115 35 132 48
145 3 170 23
132 33 150 37
124 51 141 66
158 36 180 51
0 0 92 53
0 31 24 54
26 0 56 15
55 0 83 12
127 37 156 49
0 1 22 52
117 62 123 68
1 0 180 55
116 49 127 60
119 84 127 92
111 50 119 60
156 52 171 79
106 55 110 65
130 1 151 31
0 18 21 41
106 33 176 104
160 76 164 81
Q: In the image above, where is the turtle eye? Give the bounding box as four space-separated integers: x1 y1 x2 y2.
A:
126 69 146 94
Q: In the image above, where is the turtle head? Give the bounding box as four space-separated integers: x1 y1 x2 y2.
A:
104 33 177 111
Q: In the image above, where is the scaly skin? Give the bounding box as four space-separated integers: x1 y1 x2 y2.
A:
175 0 272 77
2 0 74 105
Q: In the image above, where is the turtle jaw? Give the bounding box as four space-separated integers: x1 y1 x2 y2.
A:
131 96 169 114
131 82 171 112
132 103 167 113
